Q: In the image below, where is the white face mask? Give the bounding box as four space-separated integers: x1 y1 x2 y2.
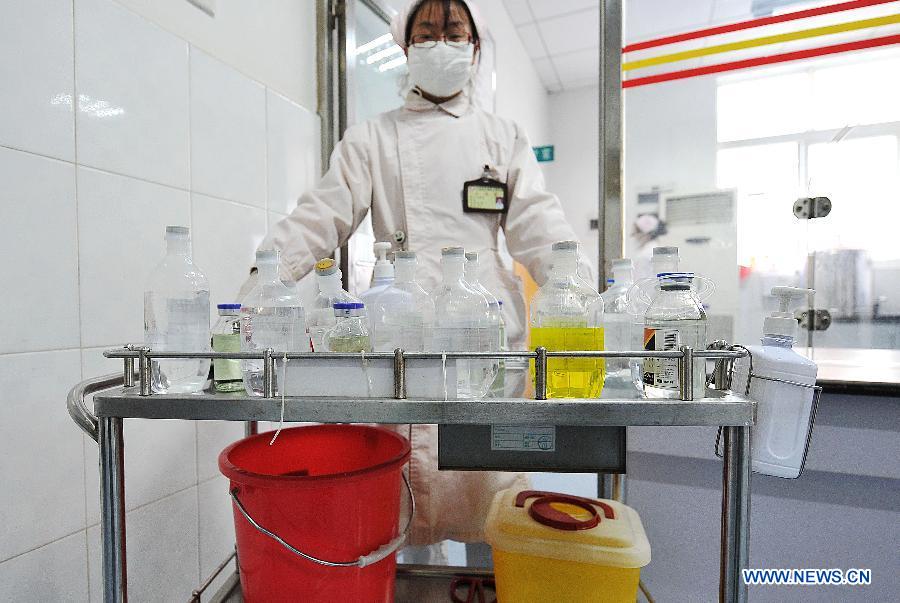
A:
407 42 475 98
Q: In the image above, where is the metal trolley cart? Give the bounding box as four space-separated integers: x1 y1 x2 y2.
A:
68 346 754 603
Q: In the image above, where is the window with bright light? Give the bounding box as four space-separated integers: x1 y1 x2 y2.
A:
717 48 900 349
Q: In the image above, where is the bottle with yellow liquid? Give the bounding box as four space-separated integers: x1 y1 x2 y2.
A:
530 241 605 398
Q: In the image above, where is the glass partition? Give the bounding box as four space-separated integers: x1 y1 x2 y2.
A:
623 1 900 356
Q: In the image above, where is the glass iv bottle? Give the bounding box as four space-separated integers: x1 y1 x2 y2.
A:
240 250 309 396
143 226 210 394
530 241 605 398
641 272 707 399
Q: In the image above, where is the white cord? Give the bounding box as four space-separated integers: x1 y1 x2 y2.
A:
269 351 289 446
360 350 374 397
441 353 448 401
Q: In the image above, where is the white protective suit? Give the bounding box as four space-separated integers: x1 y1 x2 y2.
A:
260 5 590 546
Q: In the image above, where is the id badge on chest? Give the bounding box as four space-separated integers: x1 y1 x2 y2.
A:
463 165 508 214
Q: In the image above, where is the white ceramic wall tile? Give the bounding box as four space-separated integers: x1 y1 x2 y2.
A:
76 167 190 348
81 343 200 529
0 532 89 603
75 0 190 188
81 346 122 381
191 193 267 315
87 488 199 603
0 0 75 161
0 148 79 354
84 417 198 525
198 477 236 595
266 90 321 215
0 351 84 561
197 421 244 482
191 50 266 207
267 211 288 233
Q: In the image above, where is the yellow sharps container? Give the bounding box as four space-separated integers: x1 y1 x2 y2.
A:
484 489 650 603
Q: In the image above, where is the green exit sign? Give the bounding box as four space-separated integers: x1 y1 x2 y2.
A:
533 145 555 162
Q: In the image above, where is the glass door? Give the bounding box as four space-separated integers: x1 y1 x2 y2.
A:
621 2 900 358
332 0 407 295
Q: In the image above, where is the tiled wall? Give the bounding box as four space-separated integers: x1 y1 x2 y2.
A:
0 0 320 599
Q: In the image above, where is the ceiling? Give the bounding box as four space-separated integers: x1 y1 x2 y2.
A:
503 0 600 93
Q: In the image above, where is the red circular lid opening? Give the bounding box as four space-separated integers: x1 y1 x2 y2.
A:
528 496 600 531
514 490 616 532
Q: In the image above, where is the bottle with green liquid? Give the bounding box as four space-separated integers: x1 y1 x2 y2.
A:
211 303 243 392
530 241 605 398
325 302 372 353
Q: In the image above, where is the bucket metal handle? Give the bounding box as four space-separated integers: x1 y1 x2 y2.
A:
230 472 415 568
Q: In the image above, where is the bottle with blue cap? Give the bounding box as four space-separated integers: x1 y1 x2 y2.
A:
211 303 243 392
641 272 708 399
309 258 361 352
325 302 372 352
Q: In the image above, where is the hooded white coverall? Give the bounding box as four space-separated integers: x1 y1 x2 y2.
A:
262 88 588 545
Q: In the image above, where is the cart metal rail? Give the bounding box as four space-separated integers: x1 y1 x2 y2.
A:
69 346 754 603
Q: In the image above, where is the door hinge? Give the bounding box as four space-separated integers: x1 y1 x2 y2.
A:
793 197 832 220
797 309 832 331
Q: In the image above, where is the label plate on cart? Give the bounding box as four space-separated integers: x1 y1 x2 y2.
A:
491 425 556 452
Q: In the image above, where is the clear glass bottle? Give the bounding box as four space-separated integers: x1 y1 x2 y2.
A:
308 258 360 352
143 226 210 394
465 251 505 397
431 246 497 399
641 272 708 399
489 300 509 397
325 302 372 352
530 240 605 398
370 251 435 352
359 242 395 309
464 251 502 350
240 250 309 396
211 303 243 393
601 258 636 380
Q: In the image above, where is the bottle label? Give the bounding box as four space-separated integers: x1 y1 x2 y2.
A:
212 333 242 380
242 307 308 352
642 327 680 389
162 293 209 350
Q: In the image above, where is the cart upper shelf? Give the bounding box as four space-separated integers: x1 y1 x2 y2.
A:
92 388 754 427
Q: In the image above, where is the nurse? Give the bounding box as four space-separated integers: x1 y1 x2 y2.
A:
257 0 591 556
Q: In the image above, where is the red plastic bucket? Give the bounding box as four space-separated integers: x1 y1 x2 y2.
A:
219 425 411 602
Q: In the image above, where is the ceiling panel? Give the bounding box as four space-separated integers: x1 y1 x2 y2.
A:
516 23 547 59
536 6 600 56
527 0 601 21
532 56 563 92
551 46 600 86
506 0 601 92
502 0 535 26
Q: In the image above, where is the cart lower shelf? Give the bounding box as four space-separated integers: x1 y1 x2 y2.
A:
209 565 495 603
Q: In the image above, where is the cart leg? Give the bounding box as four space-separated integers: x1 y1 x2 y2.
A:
720 426 751 603
100 417 127 603
597 473 626 502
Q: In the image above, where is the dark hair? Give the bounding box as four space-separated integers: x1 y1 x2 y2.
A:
404 0 480 46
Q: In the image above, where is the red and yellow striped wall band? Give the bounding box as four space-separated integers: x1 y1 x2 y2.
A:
623 0 900 88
